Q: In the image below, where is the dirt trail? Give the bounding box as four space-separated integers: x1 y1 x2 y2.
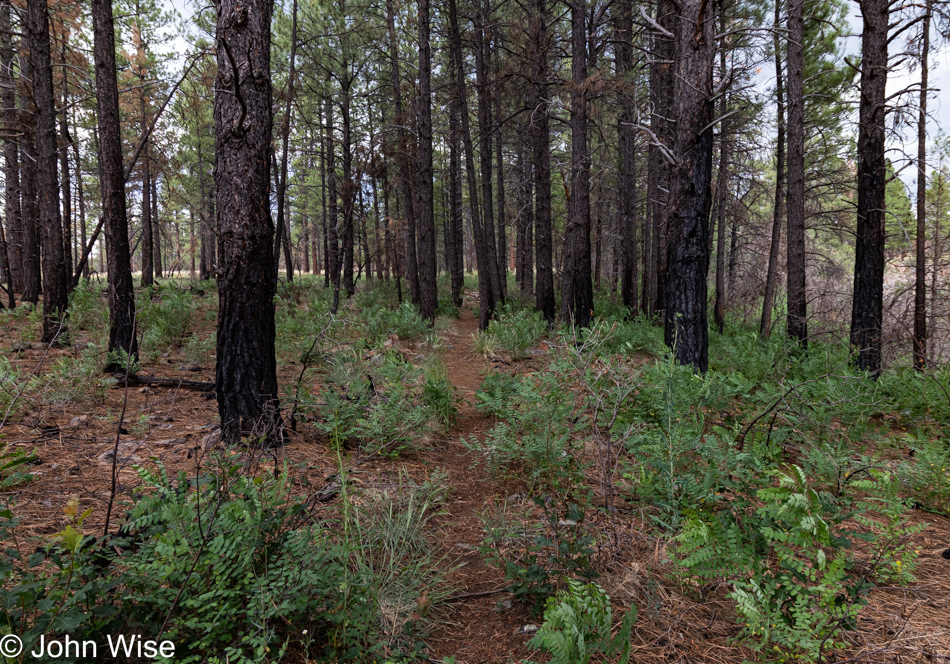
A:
422 305 534 663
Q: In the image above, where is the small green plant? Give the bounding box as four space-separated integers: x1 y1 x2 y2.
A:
484 309 546 360
480 497 597 616
182 331 216 366
471 331 500 359
899 437 950 514
422 364 459 428
676 464 923 662
525 580 636 664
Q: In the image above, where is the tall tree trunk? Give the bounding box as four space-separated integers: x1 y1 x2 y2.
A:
529 0 554 322
141 153 153 286
562 0 593 327
92 0 137 361
72 108 87 281
616 0 637 314
29 0 68 342
273 0 298 285
647 0 674 317
58 38 72 276
786 0 807 346
448 0 494 328
447 76 464 307
341 83 355 295
713 105 731 333
153 173 162 277
415 0 437 320
492 34 507 299
386 0 419 303
214 0 283 443
474 0 504 308
19 41 41 306
663 0 716 373
760 0 785 338
326 98 342 312
913 0 931 370
850 0 889 375
1 3 21 297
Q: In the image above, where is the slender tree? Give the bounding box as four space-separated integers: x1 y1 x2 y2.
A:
92 0 137 362
786 0 807 346
29 0 68 342
529 0 554 322
416 0 437 321
913 0 931 370
760 0 785 337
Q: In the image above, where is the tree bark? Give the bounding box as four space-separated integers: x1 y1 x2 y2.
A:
616 0 637 315
760 0 785 338
92 0 137 361
1 3 21 298
562 0 593 327
58 37 72 276
152 172 162 277
447 65 465 307
19 41 41 306
414 0 437 321
529 0 554 322
214 0 283 444
663 0 716 373
850 0 888 375
29 0 68 343
326 97 341 312
913 0 930 370
786 0 807 346
474 0 504 309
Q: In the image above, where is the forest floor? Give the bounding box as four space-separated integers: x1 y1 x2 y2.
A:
2 287 950 663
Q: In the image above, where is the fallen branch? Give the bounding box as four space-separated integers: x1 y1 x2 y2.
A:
114 373 215 392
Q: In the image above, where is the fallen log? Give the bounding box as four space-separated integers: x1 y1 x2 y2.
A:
113 372 215 391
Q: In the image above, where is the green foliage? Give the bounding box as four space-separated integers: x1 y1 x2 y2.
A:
0 461 376 664
67 283 108 334
479 497 597 616
525 580 636 664
182 331 216 366
299 349 437 454
137 286 194 353
422 365 459 428
483 308 547 360
676 464 923 662
899 437 950 514
364 302 431 342
41 344 110 405
469 366 580 491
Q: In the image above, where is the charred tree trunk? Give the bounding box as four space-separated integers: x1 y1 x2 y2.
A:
562 0 593 327
492 33 507 299
19 42 41 306
447 76 465 307
913 0 931 370
786 0 807 347
152 173 162 277
416 0 438 321
92 0 137 361
213 0 283 443
29 0 68 342
529 0 554 322
341 84 355 296
616 0 637 315
1 4 21 298
663 0 716 373
760 0 785 338
850 0 889 375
